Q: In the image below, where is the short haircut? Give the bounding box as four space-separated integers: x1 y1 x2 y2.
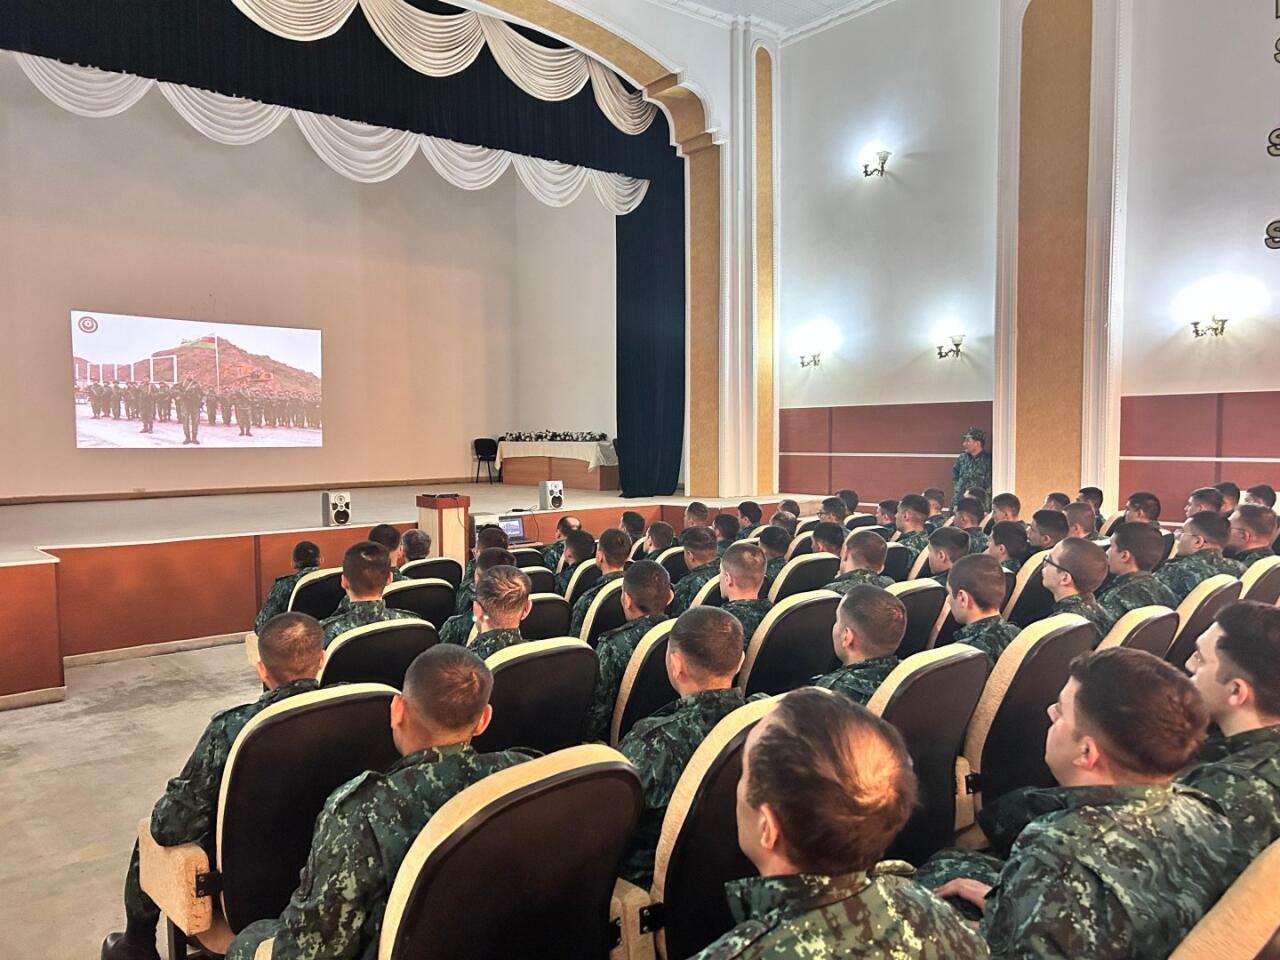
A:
598 528 632 567
368 523 402 552
670 607 744 678
1032 509 1069 542
714 513 742 540
555 516 579 536
758 524 792 557
401 529 431 562
928 527 971 564
1045 492 1071 510
779 498 801 515
1213 481 1240 503
564 529 598 564
835 489 861 514
1110 522 1165 572
837 585 906 656
1055 537 1108 594
991 520 1030 559
474 565 531 618
1214 601 1280 718
343 541 392 595
620 511 646 539
745 688 918 874
680 525 718 557
292 540 321 570
685 501 711 523
992 492 1022 514
923 488 946 509
1063 502 1096 532
878 499 899 519
1126 491 1162 521
820 497 849 521
899 494 930 521
258 612 323 681
1189 487 1226 513
722 541 766 589
622 560 672 616
737 500 763 525
1246 484 1277 508
476 526 510 551
965 486 989 503
954 497 984 523
1235 504 1279 541
948 554 1006 610
770 511 798 536
1077 487 1104 511
1069 648 1207 776
646 521 675 552
402 646 493 733
1186 511 1231 548
844 529 887 568
812 521 846 554
475 547 517 574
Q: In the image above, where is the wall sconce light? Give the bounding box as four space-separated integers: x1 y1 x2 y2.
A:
862 150 891 178
936 334 965 359
800 353 822 368
1190 316 1228 338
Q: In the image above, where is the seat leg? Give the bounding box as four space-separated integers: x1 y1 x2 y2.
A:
165 919 188 960
474 459 480 483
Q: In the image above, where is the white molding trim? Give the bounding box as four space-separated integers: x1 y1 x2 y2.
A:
0 686 66 712
781 0 904 46
1120 456 1280 465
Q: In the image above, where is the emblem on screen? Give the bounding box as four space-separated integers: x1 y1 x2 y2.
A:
78 316 99 333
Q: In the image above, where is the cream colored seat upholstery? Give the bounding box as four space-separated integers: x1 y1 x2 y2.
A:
767 552 839 602
689 577 723 608
1001 549 1053 627
565 559 603 607
1166 574 1242 670
783 530 815 560
1097 605 1178 657
654 546 688 585
581 578 627 646
383 578 454 628
1240 556 1280 605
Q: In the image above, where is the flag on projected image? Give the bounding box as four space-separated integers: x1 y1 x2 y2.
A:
181 336 217 349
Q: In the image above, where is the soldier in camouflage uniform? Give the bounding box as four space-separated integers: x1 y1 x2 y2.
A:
176 376 203 444
926 527 971 587
1064 501 1099 541
947 554 1021 664
642 520 676 563
1097 521 1179 621
225 646 535 960
554 529 597 597
1180 601 1280 856
569 528 629 637
467 564 533 661
690 688 987 960
1156 512 1246 604
367 524 409 582
320 542 423 649
923 488 948 532
454 526 511 615
714 514 742 557
255 541 322 633
950 427 992 510
953 496 990 553
584 560 672 742
986 519 1029 576
138 383 158 434
823 529 894 594
438 547 515 646
893 494 933 567
102 614 325 960
1041 538 1116 645
735 500 763 541
540 516 581 571
670 526 722 616
757 525 792 596
717 542 774 647
1228 504 1278 569
619 607 747 886
811 587 906 705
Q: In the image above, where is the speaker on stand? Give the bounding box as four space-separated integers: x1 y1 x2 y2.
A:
322 491 352 526
538 480 564 510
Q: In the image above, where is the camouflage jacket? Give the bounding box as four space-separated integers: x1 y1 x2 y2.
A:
671 559 722 615
763 556 788 591
584 613 669 743
150 680 319 848
962 527 990 555
1096 571 1178 621
952 451 993 508
954 615 1021 664
1154 549 1246 604
618 687 746 886
1051 593 1116 647
1179 723 1280 857
981 783 1252 960
722 598 774 647
437 610 473 646
453 561 477 614
824 569 894 594
925 514 948 532
555 559 584 597
932 570 951 588
717 540 733 557
224 743 534 960
688 867 989 959
255 566 319 633
570 570 625 636
1234 546 1275 568
812 655 900 706
541 539 567 571
468 627 526 662
320 600 421 649
1001 555 1024 575
895 530 930 565
736 524 761 541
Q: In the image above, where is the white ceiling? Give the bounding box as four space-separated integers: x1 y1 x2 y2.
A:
640 0 880 36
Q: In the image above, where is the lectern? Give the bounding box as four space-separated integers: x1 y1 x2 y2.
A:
416 494 471 565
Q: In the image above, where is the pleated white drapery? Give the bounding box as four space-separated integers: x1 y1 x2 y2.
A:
10 51 649 214
229 0 657 135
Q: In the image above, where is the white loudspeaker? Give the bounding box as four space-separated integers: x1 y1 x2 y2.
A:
539 480 564 511
322 491 352 526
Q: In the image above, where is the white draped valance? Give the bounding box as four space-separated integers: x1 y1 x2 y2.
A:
228 0 657 135
10 51 649 215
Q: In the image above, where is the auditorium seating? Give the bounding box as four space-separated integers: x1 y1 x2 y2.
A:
524 565 556 594
795 517 820 535
783 530 815 560
319 620 440 688
1169 839 1280 960
906 548 932 580
1240 556 1280 605
580 578 627 646
867 646 989 864
1159 530 1177 567
628 538 648 562
473 639 596 754
373 746 641 960
655 546 689 585
612 697 778 960
1001 550 1054 627
738 591 840 697
521 593 573 640
383 578 455 627
1097 605 1179 657
287 567 345 619
863 524 895 540
511 547 546 569
690 577 724 608
401 556 463 588
1166 575 1243 670
566 560 604 607
882 542 912 582
766 553 839 602
845 513 876 530
886 580 948 658
610 620 678 747
1099 511 1125 537
139 684 400 958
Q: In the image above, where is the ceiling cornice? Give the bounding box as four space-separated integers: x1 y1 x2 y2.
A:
781 0 903 45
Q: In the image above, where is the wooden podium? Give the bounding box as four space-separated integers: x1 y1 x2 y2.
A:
416 494 471 565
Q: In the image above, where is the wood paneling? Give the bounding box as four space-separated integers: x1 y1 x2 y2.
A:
779 456 831 495
779 408 831 453
0 562 63 696
1220 392 1280 458
501 457 619 490
830 457 957 503
1120 395 1219 457
500 456 552 486
829 402 992 455
256 523 415 604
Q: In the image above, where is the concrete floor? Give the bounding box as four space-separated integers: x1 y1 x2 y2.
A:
0 644 260 959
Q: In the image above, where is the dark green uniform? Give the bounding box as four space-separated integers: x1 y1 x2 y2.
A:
454 561 477 614
951 451 992 508
925 514 948 532
319 600 421 649
954 615 1021 664
722 598 774 646
736 524 761 541
1179 724 1280 857
255 567 319 633
618 687 746 886
895 530 930 566
1096 571 1178 621
961 527 989 555
717 540 733 558
584 613 669 743
981 784 1252 959
823 569 894 594
225 743 534 960
1154 549 1246 604
1234 546 1275 568
670 559 722 615
763 556 787 592
689 867 989 960
570 570 625 636
555 559 584 596
1051 593 1116 647
932 570 951 588
1001 555 1024 575
123 681 319 933
469 626 525 662
812 655 900 706
541 539 568 571
437 610 473 646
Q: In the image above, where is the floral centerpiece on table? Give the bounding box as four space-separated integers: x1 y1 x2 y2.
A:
499 431 609 442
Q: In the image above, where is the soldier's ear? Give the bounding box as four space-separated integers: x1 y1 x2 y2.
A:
757 801 783 853
1076 734 1103 772
254 659 272 688
472 703 493 737
390 694 406 730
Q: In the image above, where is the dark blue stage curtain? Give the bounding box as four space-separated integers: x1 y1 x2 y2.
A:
0 0 686 496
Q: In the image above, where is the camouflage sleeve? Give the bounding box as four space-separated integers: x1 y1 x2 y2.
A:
569 592 592 638
1179 765 1277 857
584 640 628 743
684 920 770 959
618 728 664 806
255 579 292 634
149 718 232 846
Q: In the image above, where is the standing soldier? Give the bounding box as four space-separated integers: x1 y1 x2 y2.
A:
138 383 157 434
89 382 103 419
251 389 265 429
159 383 172 422
178 375 204 445
951 427 993 510
111 383 123 420
234 388 253 437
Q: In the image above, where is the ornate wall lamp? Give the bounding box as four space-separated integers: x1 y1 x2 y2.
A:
936 333 965 359
799 353 822 368
862 150 891 178
1190 316 1228 338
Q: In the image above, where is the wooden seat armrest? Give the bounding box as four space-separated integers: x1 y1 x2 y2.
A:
255 938 275 960
610 878 656 960
245 631 260 667
136 817 214 935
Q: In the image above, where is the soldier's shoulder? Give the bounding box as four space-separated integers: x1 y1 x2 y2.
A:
208 699 260 727
687 920 772 960
326 769 386 814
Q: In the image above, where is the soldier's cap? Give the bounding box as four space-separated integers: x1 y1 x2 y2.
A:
963 427 987 443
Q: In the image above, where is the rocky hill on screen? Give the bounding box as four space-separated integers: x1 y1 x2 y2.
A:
80 339 321 391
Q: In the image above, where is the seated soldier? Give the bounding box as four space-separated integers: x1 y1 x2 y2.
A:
620 510 647 545
818 496 849 525
400 528 431 563
769 510 798 536
1243 483 1277 509
320 542 422 648
642 520 675 561
986 519 1031 574
1214 481 1241 514
102 614 325 960
1097 522 1178 620
990 492 1022 525
1181 601 1280 856
736 500 763 539
468 565 534 661
932 648 1251 959
1123 490 1162 525
254 540 321 633
923 487 948 531
690 688 987 960
583 560 673 742
778 498 802 517
927 527 971 587
1076 486 1105 530
758 525 793 590
570 528 629 636
224 647 535 960
876 498 899 530
457 526 510 614
368 523 408 581
811 520 846 558
952 496 989 553
713 513 741 557
684 501 711 529
670 526 721 615
948 555 1021 663
964 485 991 511
1229 504 1278 567
1041 492 1070 511
825 529 893 593
835 487 861 516
812 586 907 705
540 515 581 571
1027 508 1068 553
1185 486 1226 518
1063 501 1098 541
554 529 597 596
894 494 932 564
1155 512 1246 604
719 542 773 644
618 607 746 886
438 547 515 646
1041 538 1116 644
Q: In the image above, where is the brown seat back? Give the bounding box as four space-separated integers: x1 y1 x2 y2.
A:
767 553 839 602
319 621 440 688
611 621 677 746
1167 575 1243 670
287 567 344 619
474 639 597 754
580 579 626 646
1097 606 1178 657
522 593 572 639
886 580 948 657
400 557 463 588
739 591 840 697
383 579 454 628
